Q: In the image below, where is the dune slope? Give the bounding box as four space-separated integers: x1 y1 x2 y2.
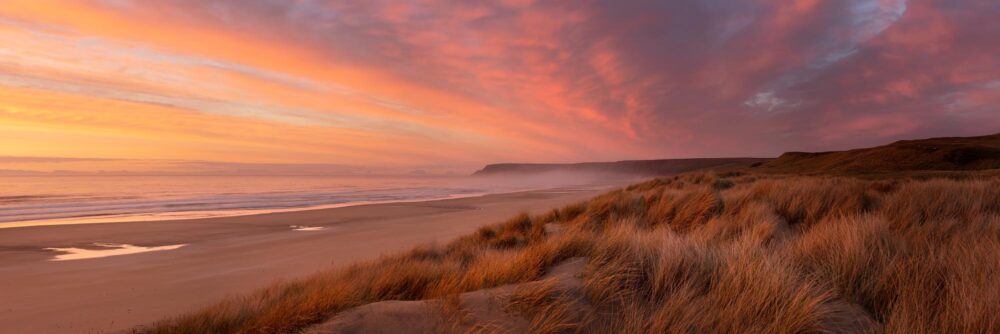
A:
136 169 1000 333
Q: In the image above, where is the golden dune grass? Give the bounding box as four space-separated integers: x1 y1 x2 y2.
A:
136 171 1000 333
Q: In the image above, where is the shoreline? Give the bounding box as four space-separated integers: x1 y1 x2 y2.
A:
0 185 617 333
0 178 630 230
0 191 494 230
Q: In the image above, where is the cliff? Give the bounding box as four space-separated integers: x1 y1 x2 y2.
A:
473 158 769 176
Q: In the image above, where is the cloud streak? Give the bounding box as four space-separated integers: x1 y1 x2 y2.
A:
0 0 996 172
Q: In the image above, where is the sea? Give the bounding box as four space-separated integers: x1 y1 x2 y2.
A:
0 173 617 228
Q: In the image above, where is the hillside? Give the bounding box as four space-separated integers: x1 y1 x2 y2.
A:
473 158 769 176
138 170 1000 334
758 133 1000 174
136 134 1000 334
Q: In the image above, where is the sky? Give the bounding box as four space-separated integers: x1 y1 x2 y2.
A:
0 0 997 174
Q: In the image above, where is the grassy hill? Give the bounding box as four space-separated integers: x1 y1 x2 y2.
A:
757 133 1000 174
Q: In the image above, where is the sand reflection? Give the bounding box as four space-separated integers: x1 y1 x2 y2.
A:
291 225 325 231
45 243 187 261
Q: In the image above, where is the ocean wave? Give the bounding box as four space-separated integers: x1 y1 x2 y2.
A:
0 186 482 225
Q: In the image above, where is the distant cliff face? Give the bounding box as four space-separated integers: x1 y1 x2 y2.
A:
472 158 770 176
758 133 1000 174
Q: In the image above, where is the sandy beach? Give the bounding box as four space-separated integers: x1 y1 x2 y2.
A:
0 187 608 333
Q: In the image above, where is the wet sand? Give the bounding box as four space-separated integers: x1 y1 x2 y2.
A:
0 187 609 333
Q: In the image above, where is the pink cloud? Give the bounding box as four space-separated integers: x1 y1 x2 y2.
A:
0 0 996 167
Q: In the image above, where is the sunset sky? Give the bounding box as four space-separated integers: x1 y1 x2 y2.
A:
0 0 997 173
